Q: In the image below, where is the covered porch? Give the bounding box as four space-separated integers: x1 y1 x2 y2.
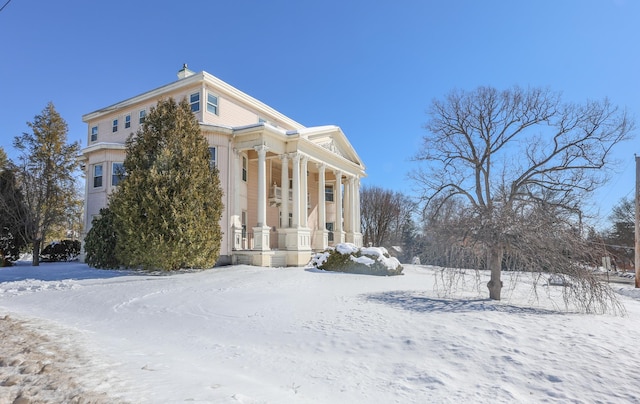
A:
228 125 364 267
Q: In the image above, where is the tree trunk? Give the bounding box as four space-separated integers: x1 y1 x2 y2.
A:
31 239 40 266
486 246 503 300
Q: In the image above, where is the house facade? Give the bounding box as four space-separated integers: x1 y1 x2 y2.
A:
81 65 365 267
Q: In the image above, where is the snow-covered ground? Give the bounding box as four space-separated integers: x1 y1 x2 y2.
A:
1 260 640 403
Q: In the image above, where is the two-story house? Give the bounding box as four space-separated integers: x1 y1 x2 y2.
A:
81 65 365 267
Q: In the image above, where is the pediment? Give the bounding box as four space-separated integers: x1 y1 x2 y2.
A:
302 126 364 168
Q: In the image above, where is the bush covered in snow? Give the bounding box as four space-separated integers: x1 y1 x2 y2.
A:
40 239 81 262
310 243 403 276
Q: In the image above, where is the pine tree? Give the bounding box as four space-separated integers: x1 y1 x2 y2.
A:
110 97 223 270
0 149 29 265
12 103 80 266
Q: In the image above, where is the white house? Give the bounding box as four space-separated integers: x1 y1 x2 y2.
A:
81 65 365 267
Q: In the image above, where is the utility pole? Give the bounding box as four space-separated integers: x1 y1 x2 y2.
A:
635 155 640 288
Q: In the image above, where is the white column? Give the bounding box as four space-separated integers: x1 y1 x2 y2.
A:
314 162 328 250
316 163 326 229
280 154 289 228
334 170 343 241
300 156 308 228
344 176 351 234
354 177 361 233
350 177 358 234
231 149 243 250
292 153 300 228
255 145 268 227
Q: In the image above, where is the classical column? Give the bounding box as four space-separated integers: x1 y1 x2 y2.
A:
354 177 361 232
334 170 344 243
344 175 351 234
314 162 328 250
300 156 308 228
317 163 326 230
253 145 270 251
280 154 289 228
255 145 268 227
231 148 242 250
291 153 300 228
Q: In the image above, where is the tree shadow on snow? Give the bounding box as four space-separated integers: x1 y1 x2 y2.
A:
0 261 134 283
364 290 563 315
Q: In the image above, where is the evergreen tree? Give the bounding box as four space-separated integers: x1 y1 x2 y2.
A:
12 103 80 266
110 98 223 270
0 149 28 265
84 207 120 269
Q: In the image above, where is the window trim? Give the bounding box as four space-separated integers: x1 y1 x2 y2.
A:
242 155 247 182
190 92 200 112
325 184 334 202
207 92 219 115
112 119 118 133
111 162 124 187
139 110 146 124
90 126 98 142
208 147 217 168
125 114 131 128
93 164 103 188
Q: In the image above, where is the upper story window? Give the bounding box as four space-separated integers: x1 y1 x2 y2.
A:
90 126 98 142
125 114 131 128
112 119 118 133
207 92 219 115
208 147 216 168
112 162 125 186
139 110 146 124
93 164 103 188
325 185 334 202
190 92 200 112
242 155 247 182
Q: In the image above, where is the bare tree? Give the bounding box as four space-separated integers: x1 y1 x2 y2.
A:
411 86 633 310
360 185 416 254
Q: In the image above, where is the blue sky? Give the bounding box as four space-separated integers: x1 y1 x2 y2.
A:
1 0 638 228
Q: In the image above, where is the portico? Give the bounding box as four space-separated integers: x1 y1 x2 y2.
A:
228 124 364 266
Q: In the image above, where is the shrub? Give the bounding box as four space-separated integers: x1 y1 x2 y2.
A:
310 243 403 276
84 207 121 269
40 239 81 262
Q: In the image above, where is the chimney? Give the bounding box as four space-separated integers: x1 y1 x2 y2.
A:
177 63 195 79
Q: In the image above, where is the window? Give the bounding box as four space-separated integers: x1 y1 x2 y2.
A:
90 126 98 142
207 92 218 115
93 164 103 188
279 211 293 228
325 185 334 202
139 110 146 124
241 211 247 239
125 114 131 128
242 156 247 182
112 162 125 186
326 223 334 242
112 119 118 133
190 92 200 112
208 147 216 168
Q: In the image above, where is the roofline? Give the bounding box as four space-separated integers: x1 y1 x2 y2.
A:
82 71 306 130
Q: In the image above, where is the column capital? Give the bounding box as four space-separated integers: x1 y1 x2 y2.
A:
280 153 289 162
315 161 326 170
254 144 269 156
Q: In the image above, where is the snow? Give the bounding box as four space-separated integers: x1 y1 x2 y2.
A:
2 260 640 403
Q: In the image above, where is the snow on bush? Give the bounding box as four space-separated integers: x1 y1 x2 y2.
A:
309 243 403 276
